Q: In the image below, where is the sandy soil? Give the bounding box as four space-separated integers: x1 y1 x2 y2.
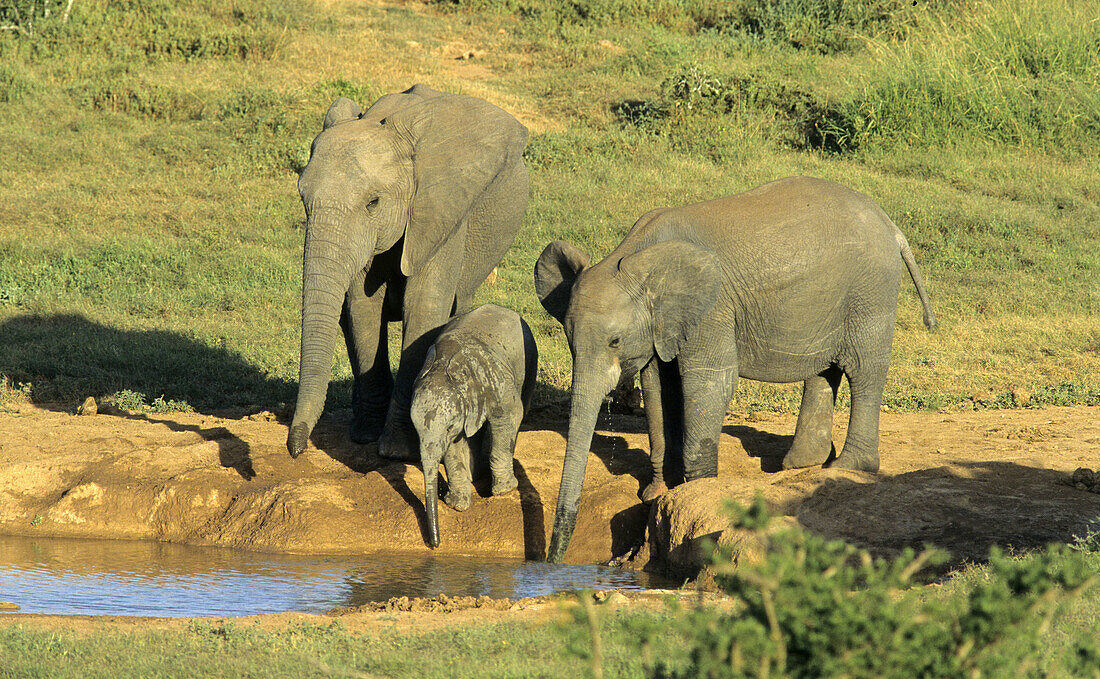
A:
1 402 1098 631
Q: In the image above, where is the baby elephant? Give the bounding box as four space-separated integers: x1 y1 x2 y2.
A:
410 304 538 548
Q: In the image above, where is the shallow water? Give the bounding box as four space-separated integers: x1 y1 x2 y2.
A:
0 535 666 617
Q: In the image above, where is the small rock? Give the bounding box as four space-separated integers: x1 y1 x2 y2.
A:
602 592 628 609
1069 468 1099 494
0 602 20 612
77 397 97 416
1011 388 1031 407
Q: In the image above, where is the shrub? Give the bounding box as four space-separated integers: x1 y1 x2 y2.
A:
601 498 1099 678
615 64 866 153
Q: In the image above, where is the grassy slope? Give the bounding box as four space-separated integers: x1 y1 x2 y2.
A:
0 0 1097 415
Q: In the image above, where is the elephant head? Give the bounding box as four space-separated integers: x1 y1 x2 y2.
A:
287 85 525 458
534 239 722 563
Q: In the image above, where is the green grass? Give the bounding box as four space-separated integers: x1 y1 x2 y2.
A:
0 610 692 678
0 0 1097 414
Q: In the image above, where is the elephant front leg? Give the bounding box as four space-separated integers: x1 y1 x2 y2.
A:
342 270 393 444
640 358 684 501
486 402 522 496
783 365 842 470
679 365 737 482
442 437 473 511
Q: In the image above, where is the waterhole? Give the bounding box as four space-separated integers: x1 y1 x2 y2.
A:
0 535 666 617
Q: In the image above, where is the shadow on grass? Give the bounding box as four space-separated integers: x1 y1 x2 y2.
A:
0 313 300 411
0 312 302 484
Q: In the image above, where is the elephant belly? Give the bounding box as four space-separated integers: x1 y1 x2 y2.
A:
734 296 845 384
738 344 837 383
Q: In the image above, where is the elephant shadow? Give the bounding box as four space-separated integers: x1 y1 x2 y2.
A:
795 461 1100 570
723 424 798 473
0 312 315 483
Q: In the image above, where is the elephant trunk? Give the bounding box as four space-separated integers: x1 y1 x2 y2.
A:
424 454 441 548
545 379 608 563
287 213 375 458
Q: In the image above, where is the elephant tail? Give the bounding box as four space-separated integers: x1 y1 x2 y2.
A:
893 226 937 331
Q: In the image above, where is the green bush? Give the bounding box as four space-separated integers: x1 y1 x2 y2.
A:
429 0 944 51
615 64 867 153
716 0 941 53
600 499 1100 678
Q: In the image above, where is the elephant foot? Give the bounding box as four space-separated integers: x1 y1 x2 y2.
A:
444 491 472 512
641 480 667 503
378 420 419 461
782 441 832 470
825 451 880 473
287 423 310 459
491 476 518 496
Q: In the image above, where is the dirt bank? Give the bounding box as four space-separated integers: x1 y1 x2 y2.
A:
2 403 1098 573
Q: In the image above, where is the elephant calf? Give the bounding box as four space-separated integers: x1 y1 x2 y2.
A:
410 304 538 548
534 176 937 562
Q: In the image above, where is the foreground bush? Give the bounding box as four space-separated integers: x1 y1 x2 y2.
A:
581 499 1100 678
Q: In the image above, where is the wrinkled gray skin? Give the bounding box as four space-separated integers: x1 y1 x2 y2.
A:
534 177 937 563
286 85 529 462
410 304 538 548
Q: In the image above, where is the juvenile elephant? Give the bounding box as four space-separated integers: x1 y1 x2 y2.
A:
286 84 529 462
410 304 538 548
534 176 936 563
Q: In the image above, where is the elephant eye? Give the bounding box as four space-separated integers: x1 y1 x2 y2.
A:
609 337 621 348
366 197 380 212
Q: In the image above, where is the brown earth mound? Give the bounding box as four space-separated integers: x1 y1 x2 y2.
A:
1 403 1098 574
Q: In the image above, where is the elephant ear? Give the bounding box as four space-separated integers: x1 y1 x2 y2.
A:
617 241 722 362
462 395 484 438
387 92 528 278
323 98 361 129
534 241 591 325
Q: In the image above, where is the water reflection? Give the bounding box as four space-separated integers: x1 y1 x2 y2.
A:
0 536 664 617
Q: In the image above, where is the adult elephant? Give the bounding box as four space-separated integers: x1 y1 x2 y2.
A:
534 177 936 562
286 84 529 461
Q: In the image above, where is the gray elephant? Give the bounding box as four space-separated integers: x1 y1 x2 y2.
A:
410 304 538 548
534 176 936 562
286 84 529 462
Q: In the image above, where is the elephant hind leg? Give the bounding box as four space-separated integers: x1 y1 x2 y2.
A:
827 361 888 473
783 365 843 470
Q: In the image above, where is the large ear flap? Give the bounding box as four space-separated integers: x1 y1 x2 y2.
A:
462 397 483 438
323 98 361 129
617 241 722 362
534 241 590 325
387 92 528 277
